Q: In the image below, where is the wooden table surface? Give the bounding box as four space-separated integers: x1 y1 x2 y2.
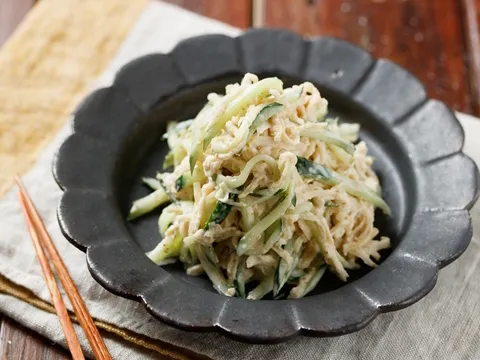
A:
1 0 480 358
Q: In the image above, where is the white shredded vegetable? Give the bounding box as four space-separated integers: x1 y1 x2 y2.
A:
129 73 391 299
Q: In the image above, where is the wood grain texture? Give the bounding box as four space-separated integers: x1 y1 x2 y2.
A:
463 0 480 115
0 317 69 360
264 0 474 114
0 0 35 46
163 0 252 28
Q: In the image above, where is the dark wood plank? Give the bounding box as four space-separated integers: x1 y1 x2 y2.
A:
163 0 252 28
264 0 474 114
463 0 480 115
0 317 70 360
0 0 36 46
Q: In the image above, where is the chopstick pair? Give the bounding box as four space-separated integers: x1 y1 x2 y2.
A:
15 176 112 360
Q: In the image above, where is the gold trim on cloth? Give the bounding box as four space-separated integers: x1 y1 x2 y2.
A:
0 275 205 360
0 1 203 359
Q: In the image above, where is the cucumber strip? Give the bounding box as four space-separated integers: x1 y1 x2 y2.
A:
289 269 306 280
179 243 192 264
163 119 193 144
328 143 353 165
239 206 255 231
188 103 212 173
204 245 220 265
336 251 360 270
253 187 283 196
164 121 178 142
337 174 391 215
156 175 176 202
156 258 178 266
234 257 247 298
300 128 355 155
189 137 203 174
287 278 300 286
176 163 206 192
288 265 327 299
248 102 283 138
307 220 349 281
175 173 192 191
295 156 391 215
283 86 303 101
172 147 188 167
146 234 183 265
158 207 177 236
217 154 277 189
246 189 283 206
186 264 204 276
171 119 193 133
211 105 262 154
273 237 302 296
247 272 275 300
261 218 283 254
295 156 337 186
325 118 338 125
179 243 197 265
273 292 287 300
337 123 360 142
204 199 232 229
203 77 283 147
249 186 284 199
142 177 162 191
219 189 284 209
127 187 170 220
212 102 283 154
195 244 234 296
204 193 236 230
325 200 337 208
163 152 174 169
237 184 295 256
288 201 313 215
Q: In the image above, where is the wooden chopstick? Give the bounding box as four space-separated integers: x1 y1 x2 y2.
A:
15 176 112 360
18 193 86 360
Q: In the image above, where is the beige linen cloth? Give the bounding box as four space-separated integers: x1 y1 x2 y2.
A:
1 1 480 359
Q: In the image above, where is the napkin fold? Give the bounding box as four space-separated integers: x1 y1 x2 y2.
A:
1 1 480 360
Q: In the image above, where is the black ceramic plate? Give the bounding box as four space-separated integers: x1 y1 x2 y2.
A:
54 29 479 343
